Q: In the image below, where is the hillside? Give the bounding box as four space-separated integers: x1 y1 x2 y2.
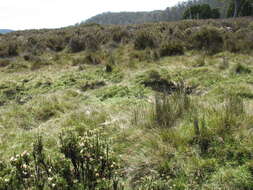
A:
0 29 13 34
84 0 226 24
0 17 253 189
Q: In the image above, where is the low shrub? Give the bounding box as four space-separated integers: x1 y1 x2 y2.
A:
224 31 253 53
159 41 184 57
0 131 121 190
134 31 157 50
0 42 19 58
111 27 130 43
68 33 100 53
83 34 100 51
68 35 86 53
191 26 223 54
45 34 66 52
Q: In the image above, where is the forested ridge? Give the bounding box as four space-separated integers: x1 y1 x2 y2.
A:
84 0 226 24
84 0 253 25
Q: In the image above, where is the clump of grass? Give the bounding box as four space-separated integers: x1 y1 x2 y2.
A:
205 166 253 190
30 95 75 122
192 55 206 67
213 95 245 137
96 85 131 101
0 59 11 67
218 56 229 70
191 116 214 155
147 92 191 129
78 80 105 92
84 52 102 65
231 63 251 75
130 49 160 62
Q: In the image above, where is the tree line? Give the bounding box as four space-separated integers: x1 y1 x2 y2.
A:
83 0 252 25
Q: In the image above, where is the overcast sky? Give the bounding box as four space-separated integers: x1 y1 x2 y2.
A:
0 0 184 30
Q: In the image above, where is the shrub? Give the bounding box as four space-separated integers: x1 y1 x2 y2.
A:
45 35 66 52
134 31 157 50
159 41 184 57
83 34 100 51
68 35 86 53
191 26 223 54
0 42 18 58
224 31 253 53
111 27 130 43
68 33 100 53
0 131 121 190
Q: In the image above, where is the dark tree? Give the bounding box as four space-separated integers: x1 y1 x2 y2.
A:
183 4 220 19
227 0 253 17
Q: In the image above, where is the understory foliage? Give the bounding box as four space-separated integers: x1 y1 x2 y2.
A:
0 131 121 190
0 18 253 60
191 26 223 54
134 31 157 50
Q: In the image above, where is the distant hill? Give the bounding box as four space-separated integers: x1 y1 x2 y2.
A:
83 0 226 25
84 11 168 25
0 29 14 34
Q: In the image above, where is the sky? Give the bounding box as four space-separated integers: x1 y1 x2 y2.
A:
0 0 184 30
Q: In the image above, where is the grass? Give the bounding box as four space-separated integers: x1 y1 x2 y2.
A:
0 18 253 189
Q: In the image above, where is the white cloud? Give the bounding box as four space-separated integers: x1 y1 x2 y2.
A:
0 0 183 30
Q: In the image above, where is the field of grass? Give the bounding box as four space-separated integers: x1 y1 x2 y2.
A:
0 18 253 189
